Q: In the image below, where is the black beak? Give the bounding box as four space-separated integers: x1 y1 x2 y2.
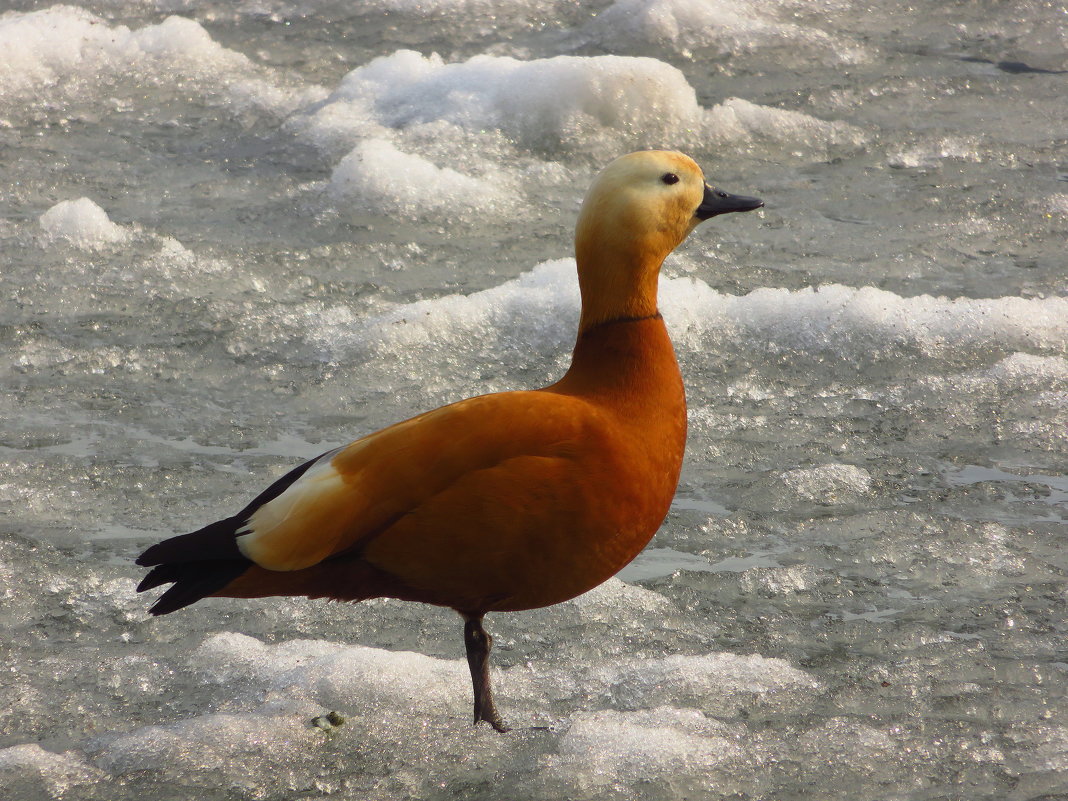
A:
695 183 764 220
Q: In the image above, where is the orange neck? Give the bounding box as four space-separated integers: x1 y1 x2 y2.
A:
554 315 684 412
573 193 683 336
575 248 663 335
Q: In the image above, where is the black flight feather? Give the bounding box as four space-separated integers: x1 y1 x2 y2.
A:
135 447 338 614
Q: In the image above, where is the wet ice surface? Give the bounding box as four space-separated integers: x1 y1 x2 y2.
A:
1 0 1066 798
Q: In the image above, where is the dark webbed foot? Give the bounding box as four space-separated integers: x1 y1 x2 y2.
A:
462 615 510 733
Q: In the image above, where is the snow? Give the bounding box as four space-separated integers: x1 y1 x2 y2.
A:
295 48 862 167
545 707 743 793
39 198 130 249
297 49 707 155
588 0 866 63
2 0 1066 798
0 745 102 797
330 138 516 219
0 7 321 117
0 9 250 96
299 259 1068 370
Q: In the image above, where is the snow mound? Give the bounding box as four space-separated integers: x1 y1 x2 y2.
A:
330 138 516 219
39 198 130 249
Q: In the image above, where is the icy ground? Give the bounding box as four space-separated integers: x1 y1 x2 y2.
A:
1 0 1067 799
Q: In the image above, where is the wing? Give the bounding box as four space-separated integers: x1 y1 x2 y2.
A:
356 446 645 613
234 390 610 574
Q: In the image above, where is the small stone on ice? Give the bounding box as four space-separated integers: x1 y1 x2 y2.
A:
310 711 345 730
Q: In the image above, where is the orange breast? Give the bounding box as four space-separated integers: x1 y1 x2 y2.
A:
359 315 687 613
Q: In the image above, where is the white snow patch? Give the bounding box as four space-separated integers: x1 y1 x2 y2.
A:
739 564 823 595
189 618 803 726
0 744 103 796
39 198 130 249
984 352 1068 383
569 576 675 617
93 631 813 778
546 707 743 791
658 279 1068 358
591 651 819 706
887 137 983 169
301 258 578 357
302 260 1068 365
94 708 322 791
330 138 515 218
506 649 819 716
193 632 466 715
296 48 862 160
0 7 321 114
706 96 867 151
589 0 865 62
298 49 706 154
0 9 248 95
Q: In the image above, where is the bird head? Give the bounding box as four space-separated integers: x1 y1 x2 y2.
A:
575 150 762 332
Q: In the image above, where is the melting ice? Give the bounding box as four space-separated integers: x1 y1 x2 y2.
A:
1 0 1066 800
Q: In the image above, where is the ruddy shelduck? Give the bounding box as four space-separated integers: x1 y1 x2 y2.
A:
137 150 763 731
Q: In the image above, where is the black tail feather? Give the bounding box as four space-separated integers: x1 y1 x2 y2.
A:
136 516 245 567
137 517 252 615
136 447 337 615
137 563 186 593
146 560 251 616
136 448 333 568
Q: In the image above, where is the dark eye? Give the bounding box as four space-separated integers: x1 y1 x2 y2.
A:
661 173 680 185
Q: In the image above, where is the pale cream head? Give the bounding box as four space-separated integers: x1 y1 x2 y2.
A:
574 150 715 334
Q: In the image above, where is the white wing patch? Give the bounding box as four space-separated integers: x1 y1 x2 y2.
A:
236 450 356 571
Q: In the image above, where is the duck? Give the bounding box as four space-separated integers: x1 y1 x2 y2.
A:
136 150 762 732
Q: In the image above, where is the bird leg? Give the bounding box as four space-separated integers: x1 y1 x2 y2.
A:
462 615 510 733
